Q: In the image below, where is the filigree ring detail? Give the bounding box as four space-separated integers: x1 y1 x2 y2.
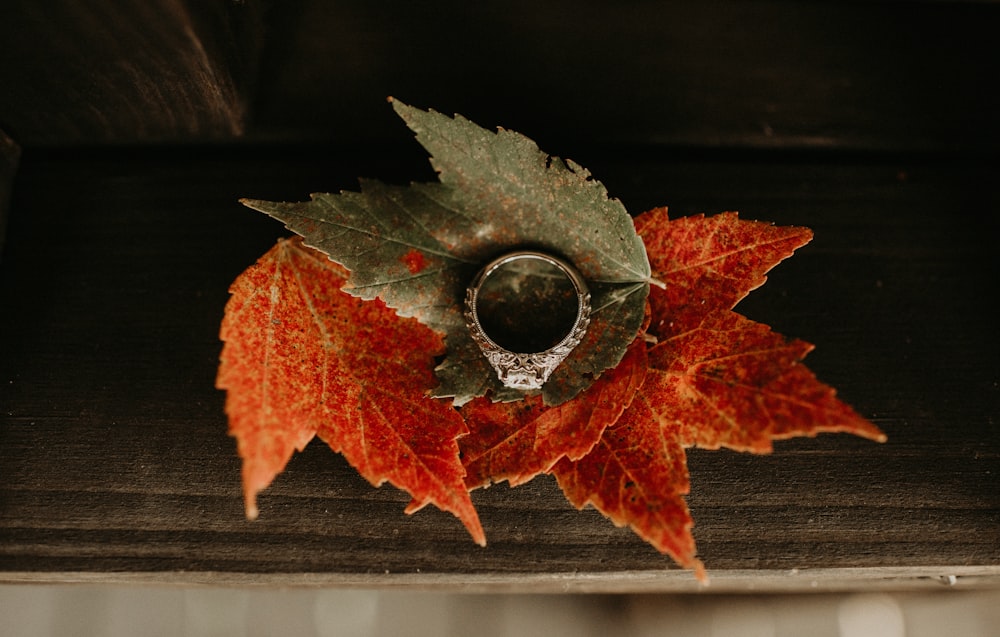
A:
465 250 591 391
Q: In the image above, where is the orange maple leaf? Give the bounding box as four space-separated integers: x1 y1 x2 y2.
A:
636 207 814 338
552 393 702 578
635 207 885 450
650 310 885 452
217 238 484 545
550 209 885 580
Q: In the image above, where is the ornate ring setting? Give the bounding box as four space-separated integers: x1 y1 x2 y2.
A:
465 250 591 391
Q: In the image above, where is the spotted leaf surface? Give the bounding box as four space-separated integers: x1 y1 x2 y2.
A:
217 238 483 544
243 100 650 405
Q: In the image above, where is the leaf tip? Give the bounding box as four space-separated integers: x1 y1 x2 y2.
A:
461 510 488 548
238 197 266 213
244 492 260 521
468 514 488 547
869 428 889 444
389 96 418 123
693 561 709 585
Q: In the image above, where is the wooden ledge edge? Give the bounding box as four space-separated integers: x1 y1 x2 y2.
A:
2 567 998 594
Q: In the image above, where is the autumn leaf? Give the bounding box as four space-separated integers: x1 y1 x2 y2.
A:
460 336 648 489
551 393 704 580
241 99 651 406
241 182 475 351
631 208 885 450
635 207 813 338
217 238 484 545
649 310 886 452
552 210 884 579
391 100 648 283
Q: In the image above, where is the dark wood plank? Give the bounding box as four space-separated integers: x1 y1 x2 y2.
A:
0 0 262 145
0 146 996 590
247 0 1000 153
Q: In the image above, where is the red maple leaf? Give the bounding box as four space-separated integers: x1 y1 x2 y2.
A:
550 208 884 579
635 207 885 450
552 392 701 577
217 238 484 545
649 310 885 452
636 207 813 339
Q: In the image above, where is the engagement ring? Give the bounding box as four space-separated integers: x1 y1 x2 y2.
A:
465 250 591 391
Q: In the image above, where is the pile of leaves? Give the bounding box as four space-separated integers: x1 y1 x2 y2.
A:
217 100 885 580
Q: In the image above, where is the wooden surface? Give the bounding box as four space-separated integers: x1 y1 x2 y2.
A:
0 147 996 591
1 0 998 592
0 0 259 144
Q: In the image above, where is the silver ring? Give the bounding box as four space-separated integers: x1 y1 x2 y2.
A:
465 250 591 391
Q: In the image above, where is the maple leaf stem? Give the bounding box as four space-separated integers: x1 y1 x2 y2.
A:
648 276 667 290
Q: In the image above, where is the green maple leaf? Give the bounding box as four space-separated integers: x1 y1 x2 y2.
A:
241 99 651 405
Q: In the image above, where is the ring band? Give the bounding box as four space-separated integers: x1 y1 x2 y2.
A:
465 250 591 391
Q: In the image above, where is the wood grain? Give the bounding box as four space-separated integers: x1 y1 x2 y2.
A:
0 147 996 590
0 0 261 145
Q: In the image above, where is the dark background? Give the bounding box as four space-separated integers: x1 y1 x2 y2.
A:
0 0 997 588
